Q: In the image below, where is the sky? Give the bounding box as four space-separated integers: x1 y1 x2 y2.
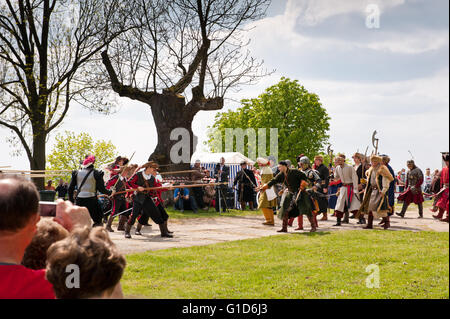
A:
0 0 448 174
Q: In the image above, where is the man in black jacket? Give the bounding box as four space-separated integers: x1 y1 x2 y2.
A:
234 161 257 210
214 157 229 212
68 155 112 227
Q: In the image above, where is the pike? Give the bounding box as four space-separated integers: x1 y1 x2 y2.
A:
111 182 228 197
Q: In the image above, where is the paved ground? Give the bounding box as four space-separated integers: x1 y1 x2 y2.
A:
109 208 449 255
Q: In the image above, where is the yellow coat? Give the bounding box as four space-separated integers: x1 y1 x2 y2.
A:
258 166 277 209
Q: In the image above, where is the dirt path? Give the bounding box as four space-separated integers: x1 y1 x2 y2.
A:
110 208 449 255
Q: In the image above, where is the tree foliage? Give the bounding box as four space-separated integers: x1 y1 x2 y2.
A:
0 0 132 187
207 77 331 164
46 131 117 182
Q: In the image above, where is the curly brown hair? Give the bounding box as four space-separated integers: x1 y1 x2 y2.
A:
45 227 126 299
21 219 69 270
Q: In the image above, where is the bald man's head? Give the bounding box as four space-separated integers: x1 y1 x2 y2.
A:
0 175 40 232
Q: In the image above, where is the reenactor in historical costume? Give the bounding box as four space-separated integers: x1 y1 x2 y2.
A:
105 165 133 232
432 154 449 222
296 156 321 230
234 161 257 210
333 156 361 226
259 161 316 233
380 155 396 226
358 155 394 229
214 157 229 212
351 153 367 224
107 156 129 178
125 162 173 239
257 158 277 226
313 155 330 221
68 155 112 227
396 160 425 218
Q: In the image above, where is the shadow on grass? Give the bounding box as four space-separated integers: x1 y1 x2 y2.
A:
290 231 332 237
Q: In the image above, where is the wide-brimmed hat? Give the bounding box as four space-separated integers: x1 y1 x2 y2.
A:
256 157 269 165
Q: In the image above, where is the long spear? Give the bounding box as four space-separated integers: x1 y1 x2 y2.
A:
111 182 228 197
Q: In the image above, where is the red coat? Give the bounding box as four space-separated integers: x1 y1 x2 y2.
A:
436 167 449 211
398 169 424 205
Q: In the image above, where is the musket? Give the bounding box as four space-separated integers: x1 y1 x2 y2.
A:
111 182 229 197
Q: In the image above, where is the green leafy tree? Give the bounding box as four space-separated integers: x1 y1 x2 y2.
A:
46 131 117 183
207 77 331 164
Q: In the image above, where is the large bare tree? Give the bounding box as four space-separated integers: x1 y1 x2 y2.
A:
0 0 132 189
101 0 271 168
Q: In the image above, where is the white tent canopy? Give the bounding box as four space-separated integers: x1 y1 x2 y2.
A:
190 152 255 165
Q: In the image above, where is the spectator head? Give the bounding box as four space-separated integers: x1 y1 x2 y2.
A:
58 179 64 185
240 161 247 169
22 219 69 270
0 175 41 263
46 227 126 299
47 180 53 187
337 153 346 160
220 157 225 165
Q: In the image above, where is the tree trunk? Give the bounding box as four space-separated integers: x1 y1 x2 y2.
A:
148 94 197 172
30 123 47 190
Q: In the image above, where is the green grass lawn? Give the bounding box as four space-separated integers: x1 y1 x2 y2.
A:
122 230 449 299
165 206 262 219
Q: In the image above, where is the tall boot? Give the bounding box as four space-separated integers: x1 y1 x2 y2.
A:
124 223 132 239
307 215 317 232
440 209 449 222
433 208 445 220
418 203 424 219
262 209 274 226
383 217 390 230
313 213 319 228
364 213 373 229
164 221 174 234
288 217 294 227
117 215 127 231
240 202 246 211
249 201 255 211
295 215 304 231
343 211 350 224
159 223 173 238
277 214 289 233
396 202 408 218
358 216 366 224
334 211 342 226
320 212 328 221
135 223 143 236
105 215 115 232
